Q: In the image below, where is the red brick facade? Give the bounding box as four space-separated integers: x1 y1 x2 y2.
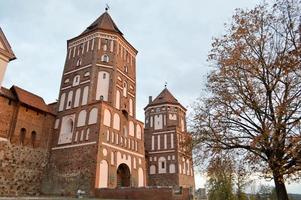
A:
0 10 195 199
41 11 146 196
0 87 56 196
144 89 195 189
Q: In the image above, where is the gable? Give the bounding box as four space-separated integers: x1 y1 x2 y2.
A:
0 28 16 61
0 40 4 49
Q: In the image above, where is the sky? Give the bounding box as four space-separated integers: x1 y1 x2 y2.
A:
1 0 300 194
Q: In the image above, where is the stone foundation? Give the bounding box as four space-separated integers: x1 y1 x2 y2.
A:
41 144 97 196
0 141 49 196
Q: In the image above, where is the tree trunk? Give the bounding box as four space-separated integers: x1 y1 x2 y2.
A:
272 170 289 200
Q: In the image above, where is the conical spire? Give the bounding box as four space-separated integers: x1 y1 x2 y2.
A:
81 10 123 35
145 88 185 110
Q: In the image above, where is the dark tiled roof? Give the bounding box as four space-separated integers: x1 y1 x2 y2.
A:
0 27 16 61
145 88 186 110
0 87 16 100
11 85 54 114
81 11 123 35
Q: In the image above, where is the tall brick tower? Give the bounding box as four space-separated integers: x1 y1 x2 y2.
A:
144 88 195 189
43 9 145 195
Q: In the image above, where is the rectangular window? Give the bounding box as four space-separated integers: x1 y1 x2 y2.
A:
151 136 154 150
111 132 114 143
116 133 119 144
106 130 110 142
91 39 95 50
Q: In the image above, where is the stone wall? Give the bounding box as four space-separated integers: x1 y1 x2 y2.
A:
0 141 49 196
41 144 97 196
147 173 179 186
179 174 195 189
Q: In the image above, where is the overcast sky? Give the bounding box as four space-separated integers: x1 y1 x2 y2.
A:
1 0 300 194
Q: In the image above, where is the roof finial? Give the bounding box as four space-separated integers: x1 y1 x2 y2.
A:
164 81 168 88
105 4 110 12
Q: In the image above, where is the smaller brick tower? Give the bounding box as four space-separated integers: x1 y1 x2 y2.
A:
144 87 195 189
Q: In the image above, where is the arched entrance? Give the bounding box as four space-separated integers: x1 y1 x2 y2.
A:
117 163 131 187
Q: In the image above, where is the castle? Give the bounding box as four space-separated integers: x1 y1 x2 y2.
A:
0 9 195 199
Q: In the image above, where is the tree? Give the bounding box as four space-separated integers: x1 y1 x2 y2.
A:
256 185 277 200
207 156 236 200
206 155 250 200
233 161 249 200
193 1 301 200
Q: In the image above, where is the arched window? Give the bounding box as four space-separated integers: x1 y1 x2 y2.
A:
169 164 176 174
103 109 111 127
58 116 74 144
76 58 82 67
129 121 135 136
84 71 90 77
20 128 26 145
73 75 80 86
101 54 109 62
77 110 87 127
138 168 144 187
97 160 109 188
96 71 110 101
150 165 156 174
158 157 167 174
74 88 81 107
66 91 73 109
31 131 37 148
67 119 74 133
136 125 142 140
103 44 107 51
154 114 163 130
88 108 98 125
123 125 128 137
82 86 89 105
58 93 66 111
113 113 120 130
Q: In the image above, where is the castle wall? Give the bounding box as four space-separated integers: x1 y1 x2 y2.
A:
0 95 15 139
10 105 54 148
0 92 55 196
42 102 101 196
0 141 49 196
41 144 98 196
